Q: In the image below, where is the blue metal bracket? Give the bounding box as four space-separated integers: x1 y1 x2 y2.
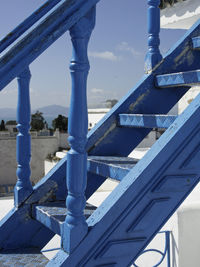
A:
133 231 171 267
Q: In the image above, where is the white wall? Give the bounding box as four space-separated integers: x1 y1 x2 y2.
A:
161 0 200 29
88 109 110 129
178 86 200 114
54 130 69 149
0 136 59 186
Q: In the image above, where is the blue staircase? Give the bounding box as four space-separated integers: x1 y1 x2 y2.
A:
1 0 200 266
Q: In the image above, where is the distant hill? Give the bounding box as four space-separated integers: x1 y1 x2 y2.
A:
0 105 69 119
33 105 69 117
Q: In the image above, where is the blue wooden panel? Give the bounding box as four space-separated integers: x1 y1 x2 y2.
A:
156 69 200 88
47 88 200 266
0 170 65 250
0 0 63 53
192 36 200 49
33 202 96 235
0 205 55 250
0 0 101 91
118 114 177 128
88 156 138 181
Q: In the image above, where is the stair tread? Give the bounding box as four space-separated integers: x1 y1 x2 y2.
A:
118 114 177 128
33 201 97 235
88 156 139 181
156 69 200 88
0 248 48 266
192 36 200 49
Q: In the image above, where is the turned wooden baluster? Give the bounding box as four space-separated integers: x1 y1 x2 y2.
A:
145 0 162 72
62 7 96 253
14 67 33 207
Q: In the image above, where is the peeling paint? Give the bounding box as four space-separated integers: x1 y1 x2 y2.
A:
174 45 190 63
91 122 117 150
129 92 149 111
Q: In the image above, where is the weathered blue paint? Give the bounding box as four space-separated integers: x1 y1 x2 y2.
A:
156 69 200 87
48 88 200 267
0 204 54 250
118 114 177 129
0 170 62 250
192 36 200 49
33 201 96 236
14 68 33 207
133 231 171 267
62 7 96 253
1 1 200 266
0 248 49 266
0 0 102 92
145 0 162 72
88 156 138 181
0 0 63 53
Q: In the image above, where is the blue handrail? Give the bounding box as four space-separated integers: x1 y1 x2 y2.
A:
0 0 101 92
0 0 63 54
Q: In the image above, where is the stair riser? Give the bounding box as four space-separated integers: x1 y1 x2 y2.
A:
118 114 177 129
156 70 200 88
192 37 200 49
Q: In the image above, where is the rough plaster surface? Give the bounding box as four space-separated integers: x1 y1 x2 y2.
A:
0 136 59 185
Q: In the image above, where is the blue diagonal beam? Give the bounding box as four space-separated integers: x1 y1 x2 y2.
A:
192 36 200 50
0 0 101 91
118 114 177 129
156 70 200 88
0 0 63 54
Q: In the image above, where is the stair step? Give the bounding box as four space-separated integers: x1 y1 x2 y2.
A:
156 69 200 88
32 201 96 235
118 114 177 128
192 36 200 49
0 248 48 266
87 156 138 181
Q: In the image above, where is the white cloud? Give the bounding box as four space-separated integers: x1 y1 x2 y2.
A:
116 42 141 56
88 51 120 61
90 88 104 94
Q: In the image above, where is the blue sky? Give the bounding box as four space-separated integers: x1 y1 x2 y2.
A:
0 0 186 109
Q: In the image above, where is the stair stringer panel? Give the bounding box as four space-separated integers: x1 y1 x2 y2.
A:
48 94 200 266
0 158 67 250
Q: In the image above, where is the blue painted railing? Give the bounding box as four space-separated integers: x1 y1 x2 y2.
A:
0 0 101 91
63 7 96 252
0 0 163 253
0 0 63 54
145 0 162 72
15 68 33 207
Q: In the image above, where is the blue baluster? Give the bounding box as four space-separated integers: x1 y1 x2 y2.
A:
145 0 163 73
62 7 96 253
14 67 33 207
